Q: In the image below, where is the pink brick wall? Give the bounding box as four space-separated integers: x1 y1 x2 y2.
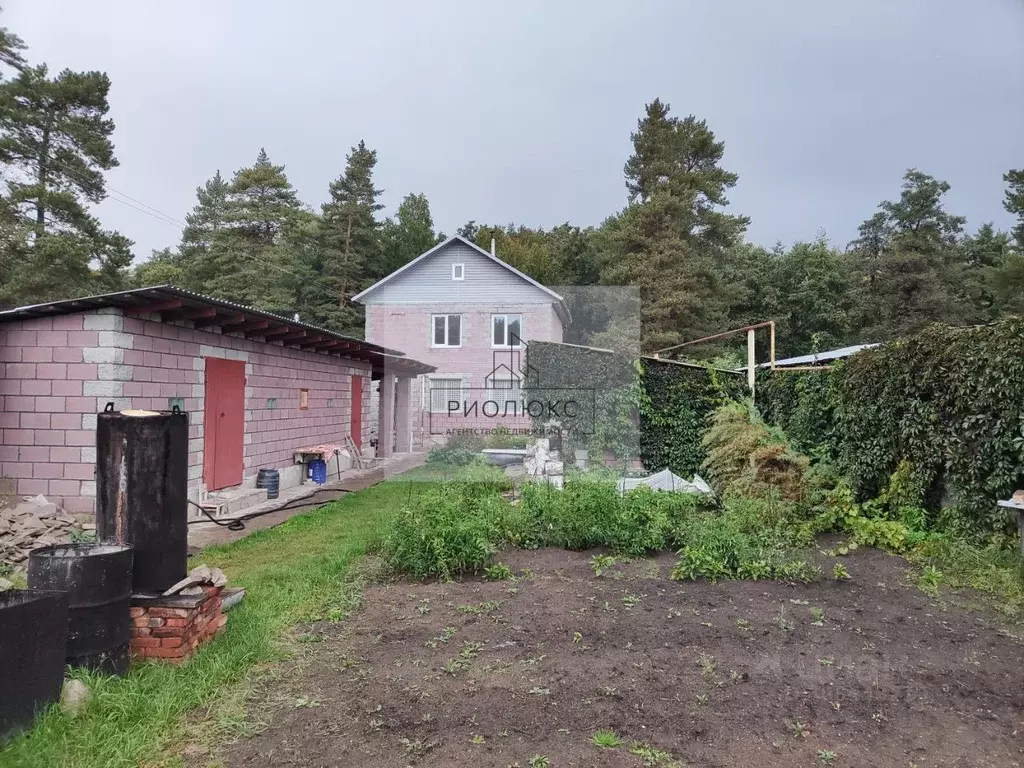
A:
2 310 373 513
366 302 563 440
0 314 100 510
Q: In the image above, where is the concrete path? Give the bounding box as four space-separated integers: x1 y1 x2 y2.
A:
188 452 425 550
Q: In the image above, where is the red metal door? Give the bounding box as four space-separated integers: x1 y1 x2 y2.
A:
203 357 246 490
350 375 363 449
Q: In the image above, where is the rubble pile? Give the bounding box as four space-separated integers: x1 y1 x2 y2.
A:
162 565 228 597
523 438 565 489
0 495 93 576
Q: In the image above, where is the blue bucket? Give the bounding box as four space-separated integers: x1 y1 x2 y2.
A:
309 459 327 484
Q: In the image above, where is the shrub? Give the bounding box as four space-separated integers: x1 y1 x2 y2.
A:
613 485 700 555
382 475 817 582
669 506 821 584
426 432 486 466
483 427 532 449
381 486 499 580
521 480 620 551
701 400 809 501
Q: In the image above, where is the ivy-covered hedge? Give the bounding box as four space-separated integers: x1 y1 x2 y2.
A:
639 359 746 476
758 317 1024 535
526 342 745 475
757 369 838 458
525 342 639 461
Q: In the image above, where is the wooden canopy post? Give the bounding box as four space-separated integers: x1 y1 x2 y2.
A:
747 328 756 396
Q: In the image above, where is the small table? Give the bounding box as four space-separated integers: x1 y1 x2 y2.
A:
293 444 344 485
996 499 1024 554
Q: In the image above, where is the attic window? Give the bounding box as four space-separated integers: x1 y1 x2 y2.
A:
452 263 465 281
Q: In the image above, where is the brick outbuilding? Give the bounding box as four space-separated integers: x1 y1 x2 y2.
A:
0 286 433 514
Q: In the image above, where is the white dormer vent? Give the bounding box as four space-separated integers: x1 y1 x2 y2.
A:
452 263 465 281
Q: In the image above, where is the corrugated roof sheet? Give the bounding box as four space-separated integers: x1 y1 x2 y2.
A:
0 285 436 376
765 344 877 368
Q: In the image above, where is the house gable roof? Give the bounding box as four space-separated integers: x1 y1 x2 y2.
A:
351 235 569 322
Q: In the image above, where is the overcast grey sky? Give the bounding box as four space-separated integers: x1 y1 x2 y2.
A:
6 0 1024 261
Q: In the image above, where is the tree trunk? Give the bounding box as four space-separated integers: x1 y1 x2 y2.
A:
339 214 353 308
35 120 52 238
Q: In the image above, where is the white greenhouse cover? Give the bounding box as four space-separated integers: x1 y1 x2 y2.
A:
617 469 712 495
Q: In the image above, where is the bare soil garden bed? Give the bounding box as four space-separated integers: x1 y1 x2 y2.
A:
219 545 1024 768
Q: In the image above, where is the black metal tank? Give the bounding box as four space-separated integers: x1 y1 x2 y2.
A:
28 543 133 675
95 405 189 594
0 589 68 738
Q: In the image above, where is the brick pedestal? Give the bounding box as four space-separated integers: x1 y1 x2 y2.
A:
129 586 226 662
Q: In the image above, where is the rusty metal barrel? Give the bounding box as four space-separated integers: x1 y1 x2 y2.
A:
28 543 133 675
95 405 189 594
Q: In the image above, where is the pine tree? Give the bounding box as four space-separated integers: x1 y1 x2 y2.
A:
378 192 436 275
956 223 1012 322
0 65 117 236
624 99 677 203
607 100 748 350
849 170 967 340
203 148 302 309
603 192 734 351
176 170 229 290
0 8 26 78
1004 169 1024 253
0 58 133 302
319 140 383 332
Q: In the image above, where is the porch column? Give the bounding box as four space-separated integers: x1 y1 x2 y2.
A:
395 376 414 453
378 374 396 458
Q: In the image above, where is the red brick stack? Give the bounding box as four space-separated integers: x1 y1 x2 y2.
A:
129 586 226 662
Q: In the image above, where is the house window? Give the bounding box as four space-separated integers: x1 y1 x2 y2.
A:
432 314 461 347
486 371 522 404
426 377 463 414
492 314 523 347
452 263 465 281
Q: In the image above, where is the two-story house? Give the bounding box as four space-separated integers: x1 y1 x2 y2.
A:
353 235 568 445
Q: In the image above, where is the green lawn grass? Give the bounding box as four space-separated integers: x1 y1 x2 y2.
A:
0 479 420 768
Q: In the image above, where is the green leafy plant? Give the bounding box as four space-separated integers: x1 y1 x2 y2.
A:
590 554 617 576
592 729 623 748
917 563 943 596
425 432 485 466
788 720 810 739
484 563 514 581
832 562 851 580
380 485 499 580
629 742 682 767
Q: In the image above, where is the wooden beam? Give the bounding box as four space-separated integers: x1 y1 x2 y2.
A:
122 299 184 316
244 322 280 338
298 335 330 348
163 306 218 323
222 319 270 335
277 331 307 345
193 311 243 328
263 325 295 338
315 340 352 351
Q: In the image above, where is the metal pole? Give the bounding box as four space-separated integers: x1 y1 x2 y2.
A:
747 328 756 396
